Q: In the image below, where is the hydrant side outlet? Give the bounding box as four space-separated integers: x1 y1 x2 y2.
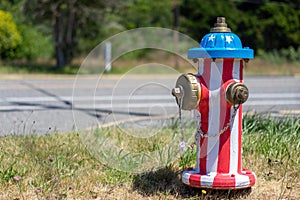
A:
174 17 256 189
172 73 201 110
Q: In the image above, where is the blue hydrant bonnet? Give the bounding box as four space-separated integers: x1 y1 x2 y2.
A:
188 17 254 59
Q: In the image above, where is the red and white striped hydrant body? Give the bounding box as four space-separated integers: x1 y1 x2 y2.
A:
173 17 256 189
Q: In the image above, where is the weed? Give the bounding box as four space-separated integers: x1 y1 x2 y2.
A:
178 144 196 171
13 175 24 200
0 162 19 183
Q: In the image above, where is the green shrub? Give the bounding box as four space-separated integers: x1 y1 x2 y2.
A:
257 46 300 64
15 24 54 60
0 10 22 59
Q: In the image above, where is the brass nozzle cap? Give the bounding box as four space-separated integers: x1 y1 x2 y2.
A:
226 82 249 105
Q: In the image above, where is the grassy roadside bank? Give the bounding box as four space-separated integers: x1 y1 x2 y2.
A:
1 57 300 76
0 115 299 199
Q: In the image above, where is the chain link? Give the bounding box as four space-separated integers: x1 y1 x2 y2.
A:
195 104 239 138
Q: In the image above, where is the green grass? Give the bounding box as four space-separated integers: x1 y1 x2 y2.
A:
0 132 132 199
0 115 299 199
242 115 300 199
80 121 195 173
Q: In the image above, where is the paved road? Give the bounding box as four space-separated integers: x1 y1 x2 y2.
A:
0 75 299 135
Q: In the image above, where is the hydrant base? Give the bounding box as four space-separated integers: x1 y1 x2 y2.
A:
182 168 256 189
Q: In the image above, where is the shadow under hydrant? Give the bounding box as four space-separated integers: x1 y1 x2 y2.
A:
132 167 252 199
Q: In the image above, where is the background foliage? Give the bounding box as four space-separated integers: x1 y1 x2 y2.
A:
0 10 22 59
0 0 300 67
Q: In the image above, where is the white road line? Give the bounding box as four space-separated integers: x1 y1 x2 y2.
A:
0 95 173 103
244 100 300 106
0 103 176 111
1 93 300 103
250 93 300 98
0 100 299 111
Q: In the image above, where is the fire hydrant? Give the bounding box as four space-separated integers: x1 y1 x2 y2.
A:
172 17 256 189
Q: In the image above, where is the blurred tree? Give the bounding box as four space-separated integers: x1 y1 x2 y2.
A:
180 0 240 42
118 0 173 29
2 0 299 64
0 0 54 61
236 0 300 52
15 24 54 60
0 10 22 59
180 0 300 53
257 2 300 50
23 0 116 68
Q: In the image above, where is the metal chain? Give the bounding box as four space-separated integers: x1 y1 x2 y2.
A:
195 104 240 138
178 97 184 141
177 89 240 151
178 94 189 152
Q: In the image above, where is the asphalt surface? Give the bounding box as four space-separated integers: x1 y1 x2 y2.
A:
0 74 299 135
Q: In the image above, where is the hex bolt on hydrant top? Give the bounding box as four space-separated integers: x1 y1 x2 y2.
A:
172 17 256 189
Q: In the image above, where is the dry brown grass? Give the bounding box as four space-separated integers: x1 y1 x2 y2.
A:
245 58 300 75
1 116 299 200
111 50 300 76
